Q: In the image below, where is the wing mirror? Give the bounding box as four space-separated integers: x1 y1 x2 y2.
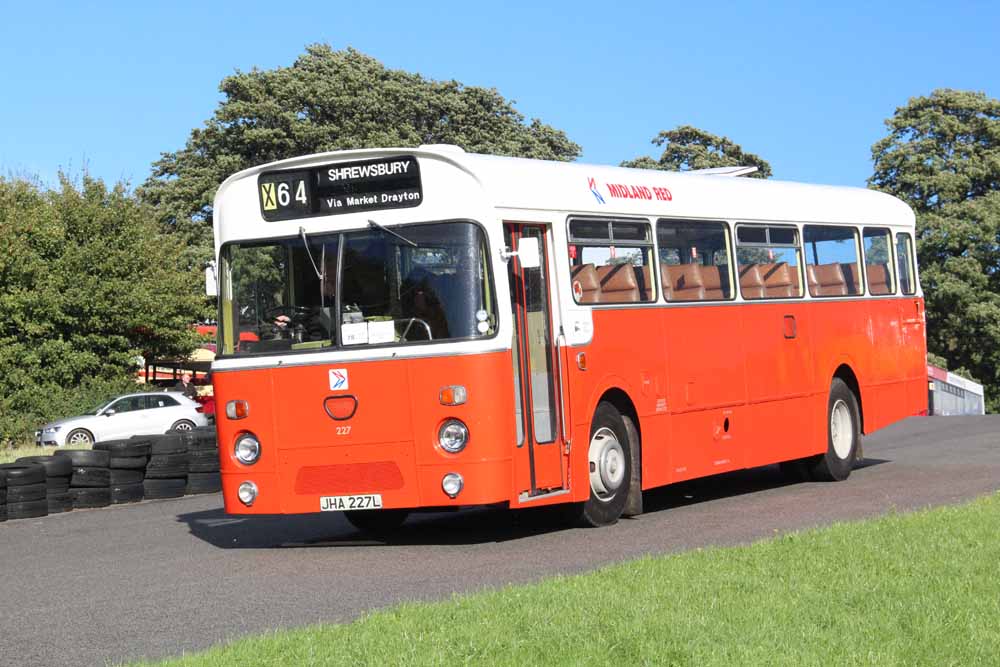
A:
500 237 541 269
103 409 116 417
205 261 218 297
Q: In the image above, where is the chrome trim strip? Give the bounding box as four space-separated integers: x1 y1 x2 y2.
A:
211 344 510 373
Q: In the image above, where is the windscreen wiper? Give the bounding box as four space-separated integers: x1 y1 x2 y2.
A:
369 218 418 248
299 227 324 280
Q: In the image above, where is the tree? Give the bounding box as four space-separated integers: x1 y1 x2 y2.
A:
870 89 1000 411
622 125 772 178
0 175 204 443
142 45 581 265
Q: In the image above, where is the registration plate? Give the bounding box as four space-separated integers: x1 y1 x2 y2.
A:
320 494 383 512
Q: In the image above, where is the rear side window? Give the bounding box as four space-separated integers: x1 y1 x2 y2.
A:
568 219 656 304
735 225 803 300
803 225 863 297
147 395 180 409
657 220 734 301
862 227 896 295
896 232 917 295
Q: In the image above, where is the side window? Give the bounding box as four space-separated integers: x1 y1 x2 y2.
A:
803 225 863 297
656 219 734 301
110 397 143 413
896 232 917 295
147 395 179 409
567 219 656 304
735 225 803 300
862 227 896 295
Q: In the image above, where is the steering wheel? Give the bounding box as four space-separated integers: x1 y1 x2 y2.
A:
262 305 315 339
399 317 433 341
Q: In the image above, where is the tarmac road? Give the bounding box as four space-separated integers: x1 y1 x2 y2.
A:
0 415 997 666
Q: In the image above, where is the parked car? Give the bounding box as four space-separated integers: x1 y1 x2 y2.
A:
35 392 210 446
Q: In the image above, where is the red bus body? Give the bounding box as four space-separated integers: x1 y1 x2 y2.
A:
211 148 926 517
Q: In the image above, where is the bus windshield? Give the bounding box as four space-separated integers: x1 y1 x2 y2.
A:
219 221 496 356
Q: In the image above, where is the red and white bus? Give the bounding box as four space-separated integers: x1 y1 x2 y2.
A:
211 146 926 530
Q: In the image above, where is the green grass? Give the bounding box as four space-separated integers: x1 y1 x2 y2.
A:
0 443 90 465
142 494 1000 667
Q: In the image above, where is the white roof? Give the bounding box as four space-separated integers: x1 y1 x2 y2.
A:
214 146 915 249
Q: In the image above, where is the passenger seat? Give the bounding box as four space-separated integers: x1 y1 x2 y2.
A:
762 262 798 298
808 263 848 297
597 264 640 303
570 264 602 304
739 264 765 299
867 263 891 295
664 264 704 301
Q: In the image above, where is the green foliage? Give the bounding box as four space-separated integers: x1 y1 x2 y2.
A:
870 90 1000 410
141 44 581 265
622 125 772 178
0 176 204 443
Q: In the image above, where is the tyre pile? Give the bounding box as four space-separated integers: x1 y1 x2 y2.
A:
144 433 189 500
14 455 73 514
96 438 152 504
56 449 112 509
185 426 221 495
0 428 221 522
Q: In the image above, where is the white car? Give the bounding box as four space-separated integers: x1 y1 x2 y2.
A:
35 392 209 447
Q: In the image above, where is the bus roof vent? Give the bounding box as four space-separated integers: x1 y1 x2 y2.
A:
418 144 467 153
685 165 759 177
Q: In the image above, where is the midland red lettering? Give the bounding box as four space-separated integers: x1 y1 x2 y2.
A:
605 183 671 201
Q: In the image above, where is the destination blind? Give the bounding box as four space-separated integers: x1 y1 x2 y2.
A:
257 155 422 222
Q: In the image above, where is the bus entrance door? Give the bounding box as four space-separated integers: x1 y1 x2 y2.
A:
505 223 568 500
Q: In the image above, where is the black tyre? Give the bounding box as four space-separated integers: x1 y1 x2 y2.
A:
185 472 221 495
170 419 196 432
189 431 218 452
808 378 861 482
0 471 6 489
145 457 188 478
111 482 144 504
70 466 111 488
344 509 410 535
110 469 144 485
54 449 110 467
64 428 94 447
0 463 47 486
15 455 73 477
69 487 111 509
0 503 6 522
47 492 73 514
46 477 71 493
7 499 48 519
578 402 634 527
187 460 221 474
149 434 186 455
110 456 148 470
7 482 47 503
143 478 186 499
96 439 151 457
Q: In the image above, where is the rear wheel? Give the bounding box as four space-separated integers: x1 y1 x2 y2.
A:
576 402 633 527
808 378 860 481
344 509 410 535
65 429 94 446
171 420 195 431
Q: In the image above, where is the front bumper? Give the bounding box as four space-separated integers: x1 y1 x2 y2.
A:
35 429 65 447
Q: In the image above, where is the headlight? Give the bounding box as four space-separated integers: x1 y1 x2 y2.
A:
442 473 464 498
438 419 469 453
234 433 261 465
237 481 258 506
44 426 62 433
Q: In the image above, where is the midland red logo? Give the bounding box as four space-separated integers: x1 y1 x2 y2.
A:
328 368 349 391
588 176 672 203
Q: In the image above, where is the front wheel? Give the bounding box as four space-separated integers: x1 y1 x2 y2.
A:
808 378 860 481
65 428 94 446
576 402 634 527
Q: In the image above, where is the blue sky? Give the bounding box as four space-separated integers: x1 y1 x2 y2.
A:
1 1 997 190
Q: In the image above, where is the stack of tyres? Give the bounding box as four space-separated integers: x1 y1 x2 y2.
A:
144 434 188 499
184 426 221 494
55 449 111 509
0 469 6 522
14 455 73 513
96 438 151 504
0 463 48 519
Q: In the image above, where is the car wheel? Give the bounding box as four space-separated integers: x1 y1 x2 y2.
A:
171 420 195 431
65 428 94 446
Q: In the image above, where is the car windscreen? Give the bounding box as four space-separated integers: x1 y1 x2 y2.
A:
218 221 497 356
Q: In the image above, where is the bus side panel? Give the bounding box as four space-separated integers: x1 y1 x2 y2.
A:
807 298 871 424
742 302 820 468
662 304 747 483
900 298 929 417
864 297 904 431
570 309 669 497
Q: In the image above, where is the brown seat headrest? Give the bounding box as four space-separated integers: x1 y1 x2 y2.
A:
762 262 797 298
571 264 601 303
811 263 848 297
867 263 891 295
739 264 765 299
597 264 640 303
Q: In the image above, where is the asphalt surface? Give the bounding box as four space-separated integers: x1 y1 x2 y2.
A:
1 415 997 666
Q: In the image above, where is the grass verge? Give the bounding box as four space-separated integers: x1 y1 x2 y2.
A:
142 493 1000 667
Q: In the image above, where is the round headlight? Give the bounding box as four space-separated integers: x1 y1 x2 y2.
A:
438 419 469 453
237 481 258 506
442 472 464 498
235 433 261 465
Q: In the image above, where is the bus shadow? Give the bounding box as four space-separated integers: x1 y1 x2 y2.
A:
175 458 890 549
